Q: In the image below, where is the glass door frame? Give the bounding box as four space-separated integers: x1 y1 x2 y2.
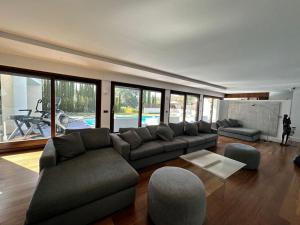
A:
0 65 101 152
169 90 200 123
202 95 222 123
110 82 165 132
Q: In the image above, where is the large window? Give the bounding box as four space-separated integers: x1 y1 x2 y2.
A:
55 80 97 135
169 92 200 123
112 83 164 132
202 96 220 123
0 67 101 151
0 73 51 142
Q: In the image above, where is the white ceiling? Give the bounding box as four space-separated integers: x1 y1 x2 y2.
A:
0 0 300 93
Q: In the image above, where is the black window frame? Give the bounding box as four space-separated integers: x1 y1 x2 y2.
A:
169 90 200 123
0 65 101 152
111 82 165 132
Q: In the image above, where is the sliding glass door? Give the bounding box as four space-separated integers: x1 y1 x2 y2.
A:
142 90 162 127
169 92 200 123
0 73 51 142
55 80 97 135
202 96 220 123
113 85 140 132
112 83 164 132
169 93 185 123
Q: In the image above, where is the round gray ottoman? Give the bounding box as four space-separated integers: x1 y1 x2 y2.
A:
148 166 206 225
224 143 260 170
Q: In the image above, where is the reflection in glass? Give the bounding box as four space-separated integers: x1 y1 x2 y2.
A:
142 90 162 126
169 94 185 123
185 95 199 122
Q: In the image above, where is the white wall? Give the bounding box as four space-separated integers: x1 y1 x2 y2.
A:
291 88 300 141
0 53 224 129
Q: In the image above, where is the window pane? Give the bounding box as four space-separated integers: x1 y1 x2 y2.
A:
114 86 140 132
185 95 199 122
202 97 213 122
142 90 162 126
169 94 185 123
55 80 96 135
212 98 219 122
0 73 51 142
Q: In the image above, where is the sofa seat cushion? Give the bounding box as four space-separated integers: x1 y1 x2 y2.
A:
157 138 188 152
130 141 164 160
26 148 139 225
178 134 218 148
219 127 260 137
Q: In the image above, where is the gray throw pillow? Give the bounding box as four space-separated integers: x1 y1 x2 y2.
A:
156 125 174 141
198 121 212 133
66 128 111 150
119 130 143 150
169 122 184 137
228 119 241 127
222 119 230 128
134 127 153 142
53 132 86 162
146 125 159 140
185 122 199 136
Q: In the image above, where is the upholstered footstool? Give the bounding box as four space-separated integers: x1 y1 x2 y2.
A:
224 143 260 170
148 166 206 225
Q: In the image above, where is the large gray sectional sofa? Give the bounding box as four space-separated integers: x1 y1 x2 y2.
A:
111 122 218 169
25 128 139 225
25 122 218 225
217 119 261 142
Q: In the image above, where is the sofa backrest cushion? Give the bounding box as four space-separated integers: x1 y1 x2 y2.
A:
53 132 86 162
119 130 143 150
216 119 230 128
156 125 175 141
228 119 241 127
146 125 159 140
119 127 153 142
185 122 199 136
65 128 111 150
169 122 185 137
198 120 212 133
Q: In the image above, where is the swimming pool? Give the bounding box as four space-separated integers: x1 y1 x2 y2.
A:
83 115 160 127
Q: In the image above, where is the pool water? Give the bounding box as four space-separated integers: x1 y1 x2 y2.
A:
83 115 160 127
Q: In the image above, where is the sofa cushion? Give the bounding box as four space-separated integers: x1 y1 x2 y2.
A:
65 128 111 150
158 138 188 152
178 134 218 148
216 119 229 128
228 119 241 127
185 122 199 136
219 127 261 137
146 125 159 140
169 122 185 137
156 125 175 141
135 127 153 142
198 121 212 133
26 148 139 225
119 130 143 150
52 132 86 162
130 141 164 160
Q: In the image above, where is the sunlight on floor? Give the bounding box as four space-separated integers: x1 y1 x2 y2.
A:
1 151 42 173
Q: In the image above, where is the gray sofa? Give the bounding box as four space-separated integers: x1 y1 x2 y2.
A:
217 119 261 142
111 123 218 169
25 128 139 225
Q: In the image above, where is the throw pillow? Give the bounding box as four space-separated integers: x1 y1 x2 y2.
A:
228 119 241 127
65 128 111 150
156 125 175 141
198 120 212 133
119 130 143 150
169 122 184 137
185 122 199 136
53 132 86 162
134 127 153 142
223 119 231 128
146 125 159 140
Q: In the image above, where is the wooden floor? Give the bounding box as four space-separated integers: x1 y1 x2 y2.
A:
1 137 300 225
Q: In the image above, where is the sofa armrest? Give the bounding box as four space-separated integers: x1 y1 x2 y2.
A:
39 139 57 172
110 133 130 160
211 128 218 134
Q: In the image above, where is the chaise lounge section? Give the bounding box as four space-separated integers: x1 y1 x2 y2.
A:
217 119 261 142
25 128 139 225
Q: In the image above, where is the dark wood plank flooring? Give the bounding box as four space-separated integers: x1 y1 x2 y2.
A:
1 137 300 225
